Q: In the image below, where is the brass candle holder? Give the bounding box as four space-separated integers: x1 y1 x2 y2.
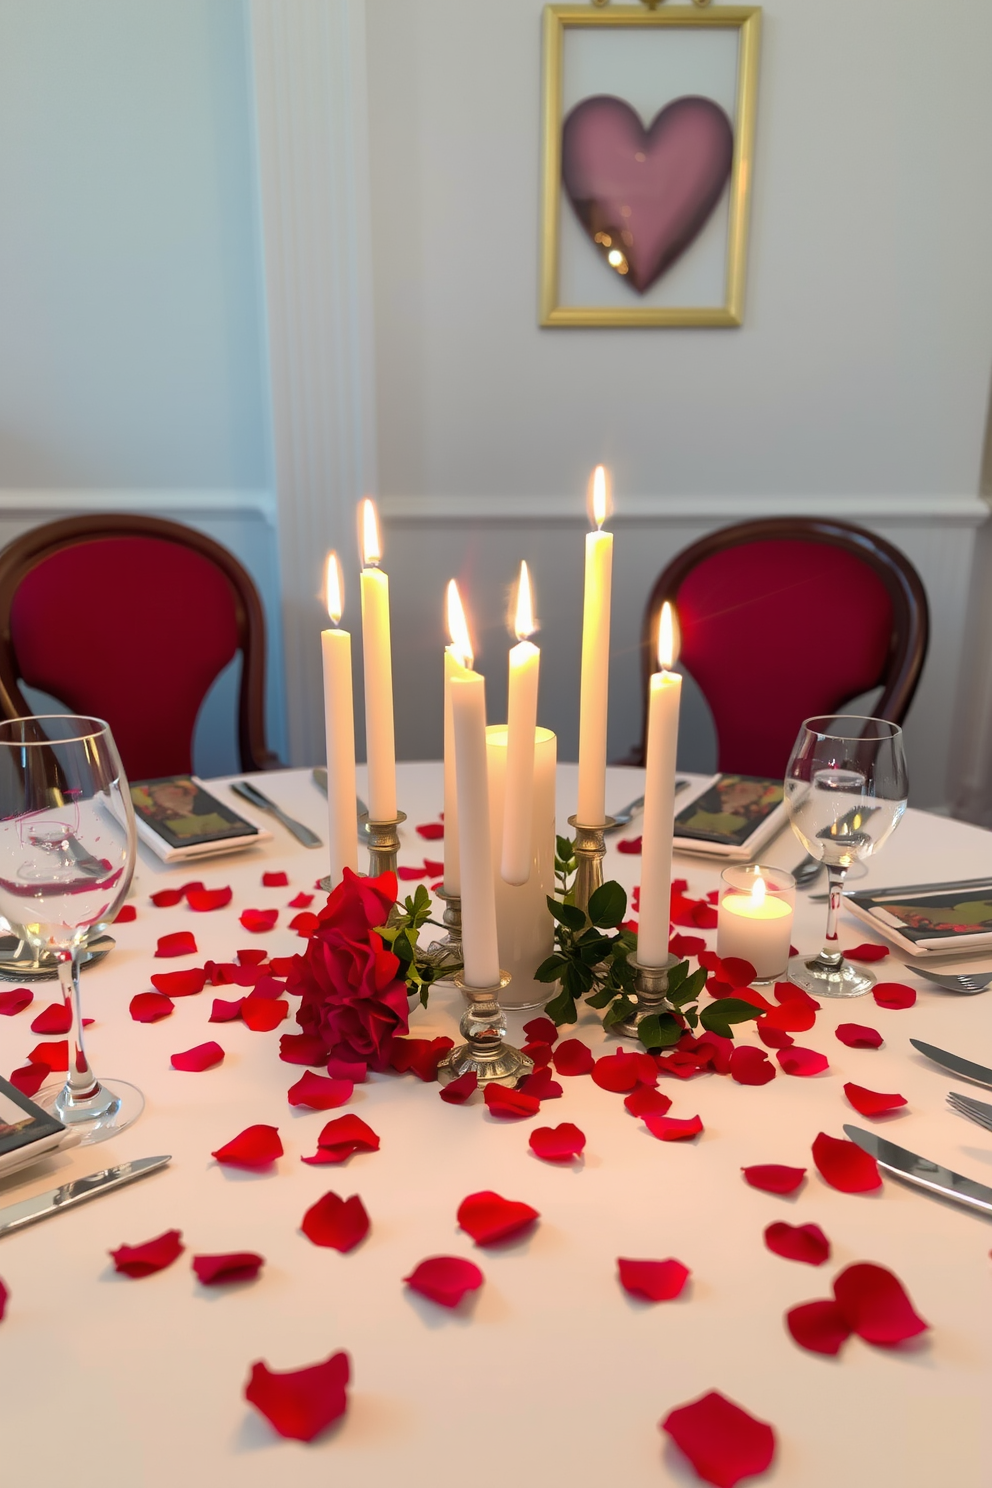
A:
613 950 680 1039
437 970 534 1088
568 814 617 917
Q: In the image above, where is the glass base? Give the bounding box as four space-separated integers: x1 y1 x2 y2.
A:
37 1078 144 1146
788 952 875 999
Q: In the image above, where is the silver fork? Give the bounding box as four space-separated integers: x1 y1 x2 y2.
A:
603 778 690 835
947 1090 992 1132
915 967 992 995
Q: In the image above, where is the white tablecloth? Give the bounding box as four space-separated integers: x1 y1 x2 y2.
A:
1 764 990 1488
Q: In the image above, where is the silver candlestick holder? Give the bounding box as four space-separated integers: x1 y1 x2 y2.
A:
437 970 534 1088
613 950 680 1039
318 808 408 893
423 888 462 980
568 815 617 918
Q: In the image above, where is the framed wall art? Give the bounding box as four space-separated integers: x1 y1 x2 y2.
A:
539 5 761 327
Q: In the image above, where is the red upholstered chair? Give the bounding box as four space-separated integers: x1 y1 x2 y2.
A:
0 514 280 780
629 517 929 779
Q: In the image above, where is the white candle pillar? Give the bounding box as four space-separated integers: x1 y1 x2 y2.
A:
320 553 358 886
502 561 540 886
443 580 474 896
452 673 501 988
637 602 683 967
577 465 613 827
358 498 397 823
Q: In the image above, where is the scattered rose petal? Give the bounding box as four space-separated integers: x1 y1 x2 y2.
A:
303 1113 379 1164
130 991 174 1023
240 908 278 934
327 1056 367 1083
777 1046 829 1077
760 999 817 1034
289 911 319 935
836 1022 883 1049
833 1261 929 1344
423 858 444 875
757 1023 794 1050
518 1066 563 1100
397 865 429 880
592 1050 656 1092
439 1070 478 1104
404 1255 483 1308
186 886 233 912
0 988 33 1016
8 1064 47 1097
742 1164 806 1195
484 1084 541 1119
149 968 206 998
764 1221 831 1266
237 947 269 967
872 982 916 1010
171 1041 224 1072
730 1046 776 1086
700 952 757 987
212 1124 283 1168
30 1001 71 1035
279 1033 327 1065
244 1352 350 1441
27 1041 67 1070
300 1192 369 1251
812 1131 881 1192
773 982 820 1011
644 1113 703 1141
114 904 137 922
209 996 245 1023
552 1039 594 1076
288 892 314 909
661 1390 776 1488
618 1257 690 1301
523 1016 558 1046
529 1122 585 1161
624 1085 673 1117
617 836 642 854
787 1298 852 1356
288 1071 353 1109
520 1040 553 1068
262 871 289 887
669 933 707 957
415 821 444 839
241 994 289 1032
457 1190 539 1245
846 943 890 962
110 1229 184 1277
193 1251 264 1284
389 1036 455 1081
154 931 198 958
844 1082 907 1117
150 888 184 908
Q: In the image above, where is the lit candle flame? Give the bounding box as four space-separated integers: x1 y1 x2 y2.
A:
751 874 767 907
360 497 382 568
657 601 681 670
589 465 611 530
513 561 536 642
446 579 474 670
324 551 343 625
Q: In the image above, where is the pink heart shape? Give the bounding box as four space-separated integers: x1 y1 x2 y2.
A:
562 94 733 293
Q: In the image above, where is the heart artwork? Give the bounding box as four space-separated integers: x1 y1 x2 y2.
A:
561 95 734 294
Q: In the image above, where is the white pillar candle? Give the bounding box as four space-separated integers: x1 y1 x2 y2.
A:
577 465 613 827
718 872 795 981
443 580 474 896
452 672 500 988
488 725 556 1008
358 498 397 822
320 552 358 887
637 602 682 967
502 561 540 886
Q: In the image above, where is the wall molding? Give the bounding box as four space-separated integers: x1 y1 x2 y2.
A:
0 489 276 520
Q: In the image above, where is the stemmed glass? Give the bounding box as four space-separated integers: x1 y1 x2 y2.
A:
0 716 142 1142
785 715 908 997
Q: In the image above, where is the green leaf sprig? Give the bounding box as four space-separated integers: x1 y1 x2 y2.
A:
376 883 462 1007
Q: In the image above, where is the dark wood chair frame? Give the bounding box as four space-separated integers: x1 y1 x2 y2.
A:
627 516 930 768
0 512 280 772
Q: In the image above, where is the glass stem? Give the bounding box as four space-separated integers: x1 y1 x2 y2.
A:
57 948 99 1104
821 864 848 965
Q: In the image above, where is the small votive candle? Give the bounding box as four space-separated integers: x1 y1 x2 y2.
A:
717 864 796 983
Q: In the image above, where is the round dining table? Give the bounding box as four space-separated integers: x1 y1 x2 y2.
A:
0 762 989 1488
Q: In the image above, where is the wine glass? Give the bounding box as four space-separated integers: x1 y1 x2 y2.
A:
785 715 908 997
0 715 142 1142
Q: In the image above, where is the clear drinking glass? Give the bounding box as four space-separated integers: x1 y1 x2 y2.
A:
0 716 142 1142
785 715 908 998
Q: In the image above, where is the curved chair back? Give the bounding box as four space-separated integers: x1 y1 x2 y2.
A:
0 514 278 779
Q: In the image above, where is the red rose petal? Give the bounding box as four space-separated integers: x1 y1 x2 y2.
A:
415 821 444 839
757 1023 794 1050
212 1124 283 1168
302 1113 380 1165
279 1033 327 1065
300 1192 369 1251
439 1069 479 1104
618 1257 690 1301
777 1046 829 1077
30 1001 71 1035
290 910 319 935
764 1221 831 1266
644 1113 703 1141
150 888 184 907
110 1229 184 1277
423 857 444 875
872 982 916 1010
240 994 288 1032
288 1071 354 1109
844 1082 907 1117
245 1352 350 1441
171 1041 224 1072
529 1122 586 1161
552 1038 594 1076
457 1190 539 1245
114 904 137 922
397 865 429 880
518 1066 563 1100
0 988 33 1016
669 933 707 957
742 1164 807 1195
404 1255 483 1308
192 1251 264 1284
661 1390 776 1488
408 1036 455 1082
836 1022 883 1049
520 1040 553 1068
773 981 820 1011
149 967 206 998
186 886 233 912
8 1064 48 1097
617 836 642 854
28 1041 67 1070
240 908 278 934
327 1056 367 1083
484 1084 541 1119
832 1261 929 1345
760 999 817 1034
523 1016 558 1046
209 996 245 1023
624 1085 673 1117
786 1299 852 1356
846 943 890 962
592 1050 651 1093
130 991 175 1023
287 891 314 909
154 931 198 958
262 871 289 887
812 1131 882 1192
729 1046 776 1086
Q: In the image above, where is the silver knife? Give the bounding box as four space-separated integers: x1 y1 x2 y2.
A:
231 781 323 849
0 1155 172 1238
311 768 371 839
909 1039 992 1090
843 1125 992 1217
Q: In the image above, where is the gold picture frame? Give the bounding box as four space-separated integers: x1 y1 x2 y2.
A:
539 5 761 327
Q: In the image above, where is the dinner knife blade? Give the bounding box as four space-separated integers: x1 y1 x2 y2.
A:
909 1039 992 1090
231 781 323 849
0 1155 171 1237
843 1125 992 1217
